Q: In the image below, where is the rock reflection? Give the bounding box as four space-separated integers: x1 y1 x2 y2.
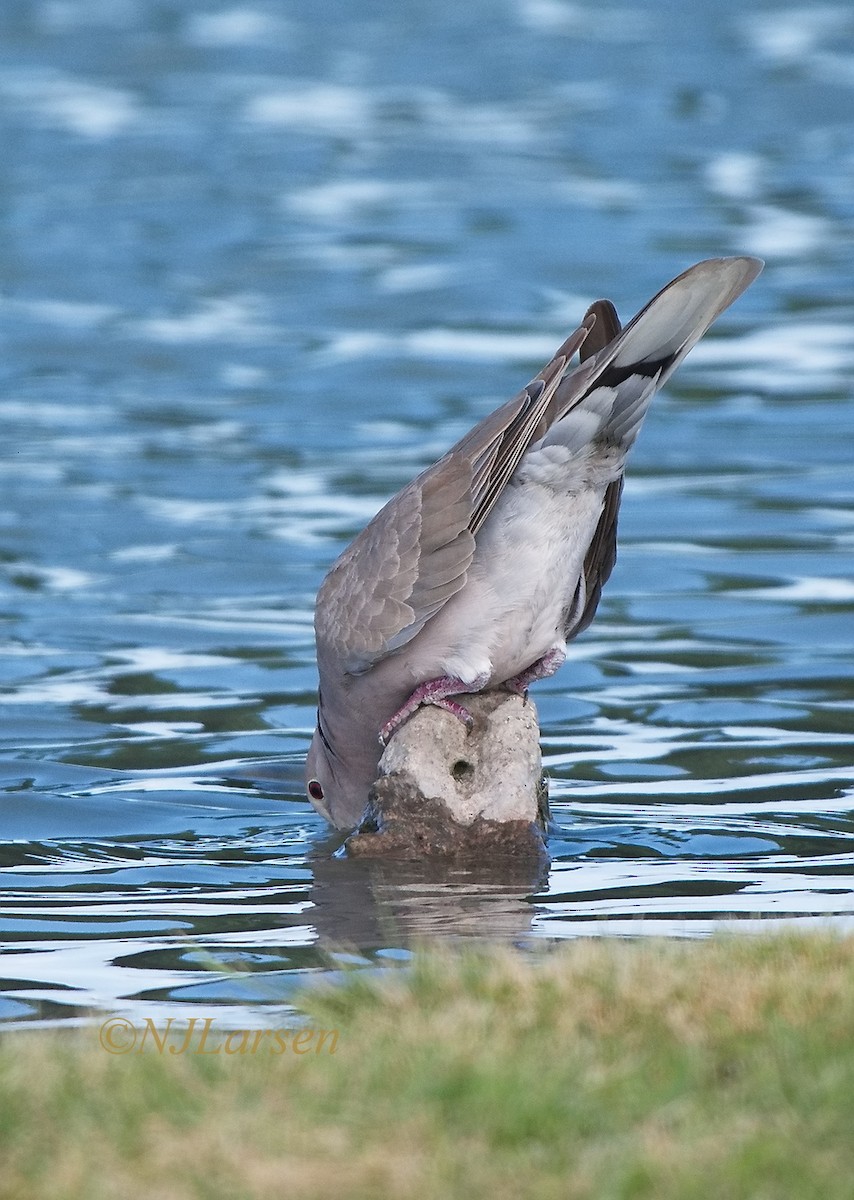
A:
309 841 548 947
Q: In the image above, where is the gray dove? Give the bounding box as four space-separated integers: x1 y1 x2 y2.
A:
306 257 762 828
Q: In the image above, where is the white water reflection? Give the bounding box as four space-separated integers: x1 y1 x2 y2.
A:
0 68 140 138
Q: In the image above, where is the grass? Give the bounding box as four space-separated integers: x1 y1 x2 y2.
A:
2 933 854 1199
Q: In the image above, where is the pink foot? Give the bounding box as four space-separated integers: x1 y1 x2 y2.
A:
378 671 491 746
503 647 566 696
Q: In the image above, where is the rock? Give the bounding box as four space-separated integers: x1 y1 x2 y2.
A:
345 691 549 862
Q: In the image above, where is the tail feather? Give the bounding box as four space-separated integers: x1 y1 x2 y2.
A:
547 256 762 455
603 256 763 374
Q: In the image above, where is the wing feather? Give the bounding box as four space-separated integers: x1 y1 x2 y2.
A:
564 476 624 641
315 322 594 673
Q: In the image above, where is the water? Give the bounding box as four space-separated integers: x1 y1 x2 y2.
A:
1 0 853 1027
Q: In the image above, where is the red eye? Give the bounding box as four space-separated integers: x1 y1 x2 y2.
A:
308 780 324 801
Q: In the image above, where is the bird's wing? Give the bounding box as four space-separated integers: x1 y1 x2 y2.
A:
560 297 625 641
579 298 622 359
563 475 624 640
315 322 594 675
452 322 595 534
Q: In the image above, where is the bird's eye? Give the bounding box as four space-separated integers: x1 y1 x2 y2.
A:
307 780 324 801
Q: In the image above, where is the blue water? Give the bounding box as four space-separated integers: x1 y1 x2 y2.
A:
1 0 854 1027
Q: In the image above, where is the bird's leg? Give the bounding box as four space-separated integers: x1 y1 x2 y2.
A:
378 671 491 746
502 646 566 696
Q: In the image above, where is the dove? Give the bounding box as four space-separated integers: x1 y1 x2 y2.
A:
305 256 762 829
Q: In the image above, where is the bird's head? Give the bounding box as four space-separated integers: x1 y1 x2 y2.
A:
304 722 371 831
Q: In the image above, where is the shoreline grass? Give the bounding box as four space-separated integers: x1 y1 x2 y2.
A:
2 933 853 1199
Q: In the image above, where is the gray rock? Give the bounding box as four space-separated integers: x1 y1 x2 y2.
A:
345 691 549 861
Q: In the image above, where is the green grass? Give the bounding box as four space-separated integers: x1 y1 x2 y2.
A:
2 933 854 1199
